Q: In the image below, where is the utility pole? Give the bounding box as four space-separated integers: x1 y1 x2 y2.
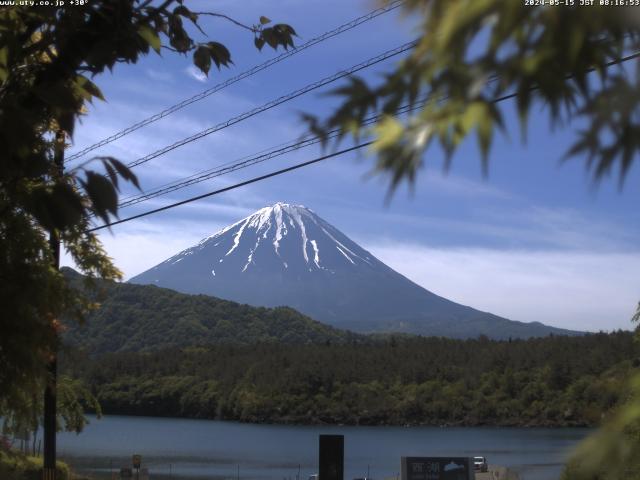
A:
43 130 65 480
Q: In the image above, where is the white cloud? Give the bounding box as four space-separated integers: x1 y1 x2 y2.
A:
185 65 208 83
60 198 264 279
420 170 513 199
61 223 205 281
367 242 640 332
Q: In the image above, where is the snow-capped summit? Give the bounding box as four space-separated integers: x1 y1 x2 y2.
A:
154 202 378 278
130 203 577 338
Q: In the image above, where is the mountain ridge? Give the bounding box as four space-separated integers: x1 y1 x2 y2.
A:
62 268 362 354
129 203 581 339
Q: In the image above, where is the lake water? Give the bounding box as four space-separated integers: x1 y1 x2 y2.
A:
58 415 590 480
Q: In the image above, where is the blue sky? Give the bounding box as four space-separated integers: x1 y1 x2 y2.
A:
62 0 640 332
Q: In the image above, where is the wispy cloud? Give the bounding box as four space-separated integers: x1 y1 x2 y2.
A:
366 242 640 332
145 68 174 83
420 170 513 199
61 218 216 280
61 197 266 279
347 204 638 253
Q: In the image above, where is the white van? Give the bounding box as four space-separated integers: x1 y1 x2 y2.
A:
474 456 488 472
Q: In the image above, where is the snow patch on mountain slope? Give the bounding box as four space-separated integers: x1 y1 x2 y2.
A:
226 217 250 257
158 203 377 275
310 240 321 268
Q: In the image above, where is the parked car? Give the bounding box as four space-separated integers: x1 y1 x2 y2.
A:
473 456 488 473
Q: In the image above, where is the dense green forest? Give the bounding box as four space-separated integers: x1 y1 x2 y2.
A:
62 268 361 352
62 331 639 427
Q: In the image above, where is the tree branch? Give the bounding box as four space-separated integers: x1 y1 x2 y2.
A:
193 12 256 33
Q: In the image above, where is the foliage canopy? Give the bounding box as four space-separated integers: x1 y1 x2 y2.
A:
2 0 640 476
62 268 362 352
63 331 638 426
307 0 640 190
0 0 295 427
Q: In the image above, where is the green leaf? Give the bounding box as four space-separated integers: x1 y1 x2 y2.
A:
76 75 105 101
137 25 161 54
99 157 140 190
168 14 192 52
372 116 404 151
101 159 119 191
58 111 76 137
193 45 211 76
460 102 485 137
28 183 85 231
259 16 271 25
24 151 50 179
261 28 278 49
49 183 84 229
83 171 118 220
174 5 198 23
516 84 532 142
0 45 7 83
477 117 493 172
254 37 265 51
34 81 79 110
206 42 232 69
275 24 297 37
270 24 297 49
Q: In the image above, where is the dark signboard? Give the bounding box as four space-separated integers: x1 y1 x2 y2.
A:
401 457 473 480
319 434 344 480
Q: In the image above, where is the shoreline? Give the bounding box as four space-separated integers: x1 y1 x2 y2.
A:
83 410 597 429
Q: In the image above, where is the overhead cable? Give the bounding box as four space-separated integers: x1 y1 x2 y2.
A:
87 50 640 232
122 40 417 170
117 101 427 209
87 142 373 232
65 0 405 163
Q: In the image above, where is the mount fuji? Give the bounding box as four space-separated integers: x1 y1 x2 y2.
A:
130 203 578 339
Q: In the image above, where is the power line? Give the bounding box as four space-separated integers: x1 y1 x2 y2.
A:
88 50 640 232
117 101 427 209
88 142 373 232
64 0 405 163
489 50 640 104
121 40 417 170
118 136 329 208
116 137 309 204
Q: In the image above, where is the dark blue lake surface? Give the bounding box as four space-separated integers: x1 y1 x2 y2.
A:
58 415 590 480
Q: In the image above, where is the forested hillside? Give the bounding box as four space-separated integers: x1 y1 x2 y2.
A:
63 331 639 427
62 268 361 352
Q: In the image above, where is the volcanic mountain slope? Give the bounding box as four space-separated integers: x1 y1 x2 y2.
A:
130 203 579 339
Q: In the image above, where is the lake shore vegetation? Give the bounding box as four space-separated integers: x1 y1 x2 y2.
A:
63 331 638 428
